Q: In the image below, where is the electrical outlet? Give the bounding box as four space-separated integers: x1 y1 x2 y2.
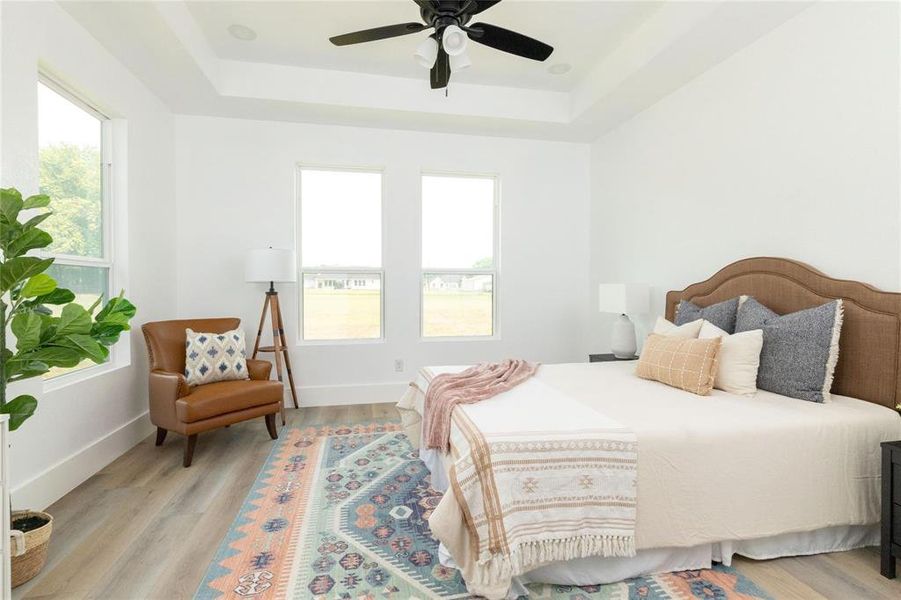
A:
394 359 405 373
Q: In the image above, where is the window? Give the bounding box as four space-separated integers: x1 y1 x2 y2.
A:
421 174 497 338
299 167 383 341
38 79 112 378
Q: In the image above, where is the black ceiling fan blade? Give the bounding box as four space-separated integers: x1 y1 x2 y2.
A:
414 0 438 14
470 1 502 15
430 46 450 89
330 22 428 46
467 22 553 61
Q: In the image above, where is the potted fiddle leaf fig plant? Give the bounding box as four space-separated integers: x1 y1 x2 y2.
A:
1 187 137 587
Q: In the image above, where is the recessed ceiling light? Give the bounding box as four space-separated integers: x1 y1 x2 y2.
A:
228 24 257 41
548 63 571 75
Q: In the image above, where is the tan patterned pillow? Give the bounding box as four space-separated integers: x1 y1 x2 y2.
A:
636 334 722 395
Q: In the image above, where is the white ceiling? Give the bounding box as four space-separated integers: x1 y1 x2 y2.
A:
59 1 813 141
184 0 662 92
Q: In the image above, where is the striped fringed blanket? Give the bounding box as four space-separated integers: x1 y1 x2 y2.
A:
423 359 539 452
429 375 639 599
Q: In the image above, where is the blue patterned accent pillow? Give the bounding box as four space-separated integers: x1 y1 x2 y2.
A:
735 297 843 402
184 327 250 386
675 297 739 333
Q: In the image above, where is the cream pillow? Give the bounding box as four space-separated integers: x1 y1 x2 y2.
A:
653 316 703 338
698 321 763 396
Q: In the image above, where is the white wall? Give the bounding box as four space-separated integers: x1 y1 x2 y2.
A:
1 1 176 509
174 116 591 404
589 1 901 346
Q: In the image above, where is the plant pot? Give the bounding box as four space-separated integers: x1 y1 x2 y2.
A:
10 510 53 588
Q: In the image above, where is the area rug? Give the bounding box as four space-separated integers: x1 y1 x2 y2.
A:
195 422 772 600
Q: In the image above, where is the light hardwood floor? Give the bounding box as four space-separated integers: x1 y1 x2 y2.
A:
13 404 901 600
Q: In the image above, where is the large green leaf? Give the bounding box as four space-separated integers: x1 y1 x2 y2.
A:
21 211 52 230
0 188 23 225
56 303 92 336
95 294 137 323
22 194 50 210
27 287 75 306
0 256 54 293
13 346 82 368
91 324 129 346
55 334 108 363
5 359 49 382
0 221 22 249
7 229 53 257
1 395 38 431
92 294 136 345
10 311 42 352
21 273 57 298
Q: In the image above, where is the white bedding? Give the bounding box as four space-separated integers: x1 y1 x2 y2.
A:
399 361 901 564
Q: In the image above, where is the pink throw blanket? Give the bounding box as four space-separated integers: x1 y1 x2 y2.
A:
423 359 539 451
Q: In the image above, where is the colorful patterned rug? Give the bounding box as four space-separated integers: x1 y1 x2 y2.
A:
195 422 772 600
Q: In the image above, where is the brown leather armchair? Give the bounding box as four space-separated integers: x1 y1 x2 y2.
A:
142 318 283 467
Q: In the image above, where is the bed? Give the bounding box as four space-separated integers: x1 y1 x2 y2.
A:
397 257 901 598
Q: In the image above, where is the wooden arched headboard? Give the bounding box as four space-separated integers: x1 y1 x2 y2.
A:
665 257 901 410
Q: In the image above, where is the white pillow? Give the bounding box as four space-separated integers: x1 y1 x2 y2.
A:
698 321 763 395
653 316 703 338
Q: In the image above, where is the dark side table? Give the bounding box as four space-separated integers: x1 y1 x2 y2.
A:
589 354 638 363
882 440 901 578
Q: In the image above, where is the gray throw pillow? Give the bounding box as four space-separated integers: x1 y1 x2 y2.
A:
735 297 843 403
675 297 739 333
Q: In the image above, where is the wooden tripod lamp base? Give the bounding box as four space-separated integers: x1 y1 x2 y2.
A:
245 248 300 426
251 284 299 425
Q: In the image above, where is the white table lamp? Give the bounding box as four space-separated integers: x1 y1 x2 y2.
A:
245 248 296 290
245 248 299 422
598 283 650 358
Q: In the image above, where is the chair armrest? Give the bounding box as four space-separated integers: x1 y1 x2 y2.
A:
247 359 272 381
149 370 190 400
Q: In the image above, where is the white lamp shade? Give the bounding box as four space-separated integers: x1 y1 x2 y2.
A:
598 283 650 315
449 51 471 71
414 37 439 68
442 25 468 56
245 248 296 283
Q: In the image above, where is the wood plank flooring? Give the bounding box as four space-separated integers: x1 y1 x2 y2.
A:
13 403 901 599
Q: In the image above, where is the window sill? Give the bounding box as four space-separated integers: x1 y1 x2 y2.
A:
42 360 128 394
420 335 501 343
295 338 386 348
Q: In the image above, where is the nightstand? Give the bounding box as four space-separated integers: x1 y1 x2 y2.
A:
589 353 638 363
882 440 901 578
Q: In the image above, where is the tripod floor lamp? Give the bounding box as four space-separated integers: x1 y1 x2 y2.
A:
245 248 299 424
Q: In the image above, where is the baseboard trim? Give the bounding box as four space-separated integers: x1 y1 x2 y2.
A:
291 382 407 407
11 411 155 511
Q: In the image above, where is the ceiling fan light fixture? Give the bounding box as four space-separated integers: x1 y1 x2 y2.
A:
442 25 468 56
449 51 472 71
414 36 439 68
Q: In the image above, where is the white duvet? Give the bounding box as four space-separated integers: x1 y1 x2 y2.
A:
399 361 901 550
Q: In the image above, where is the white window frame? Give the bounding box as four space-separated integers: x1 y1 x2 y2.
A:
419 171 500 341
37 74 129 390
295 164 387 345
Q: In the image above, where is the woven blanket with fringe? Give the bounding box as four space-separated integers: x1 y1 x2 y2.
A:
439 375 638 598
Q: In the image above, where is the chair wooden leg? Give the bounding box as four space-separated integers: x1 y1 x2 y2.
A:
184 434 198 468
265 413 278 440
155 427 167 446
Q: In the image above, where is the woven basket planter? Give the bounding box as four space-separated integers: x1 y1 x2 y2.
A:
10 510 53 588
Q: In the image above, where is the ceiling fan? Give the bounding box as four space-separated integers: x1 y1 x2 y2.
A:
329 0 554 89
